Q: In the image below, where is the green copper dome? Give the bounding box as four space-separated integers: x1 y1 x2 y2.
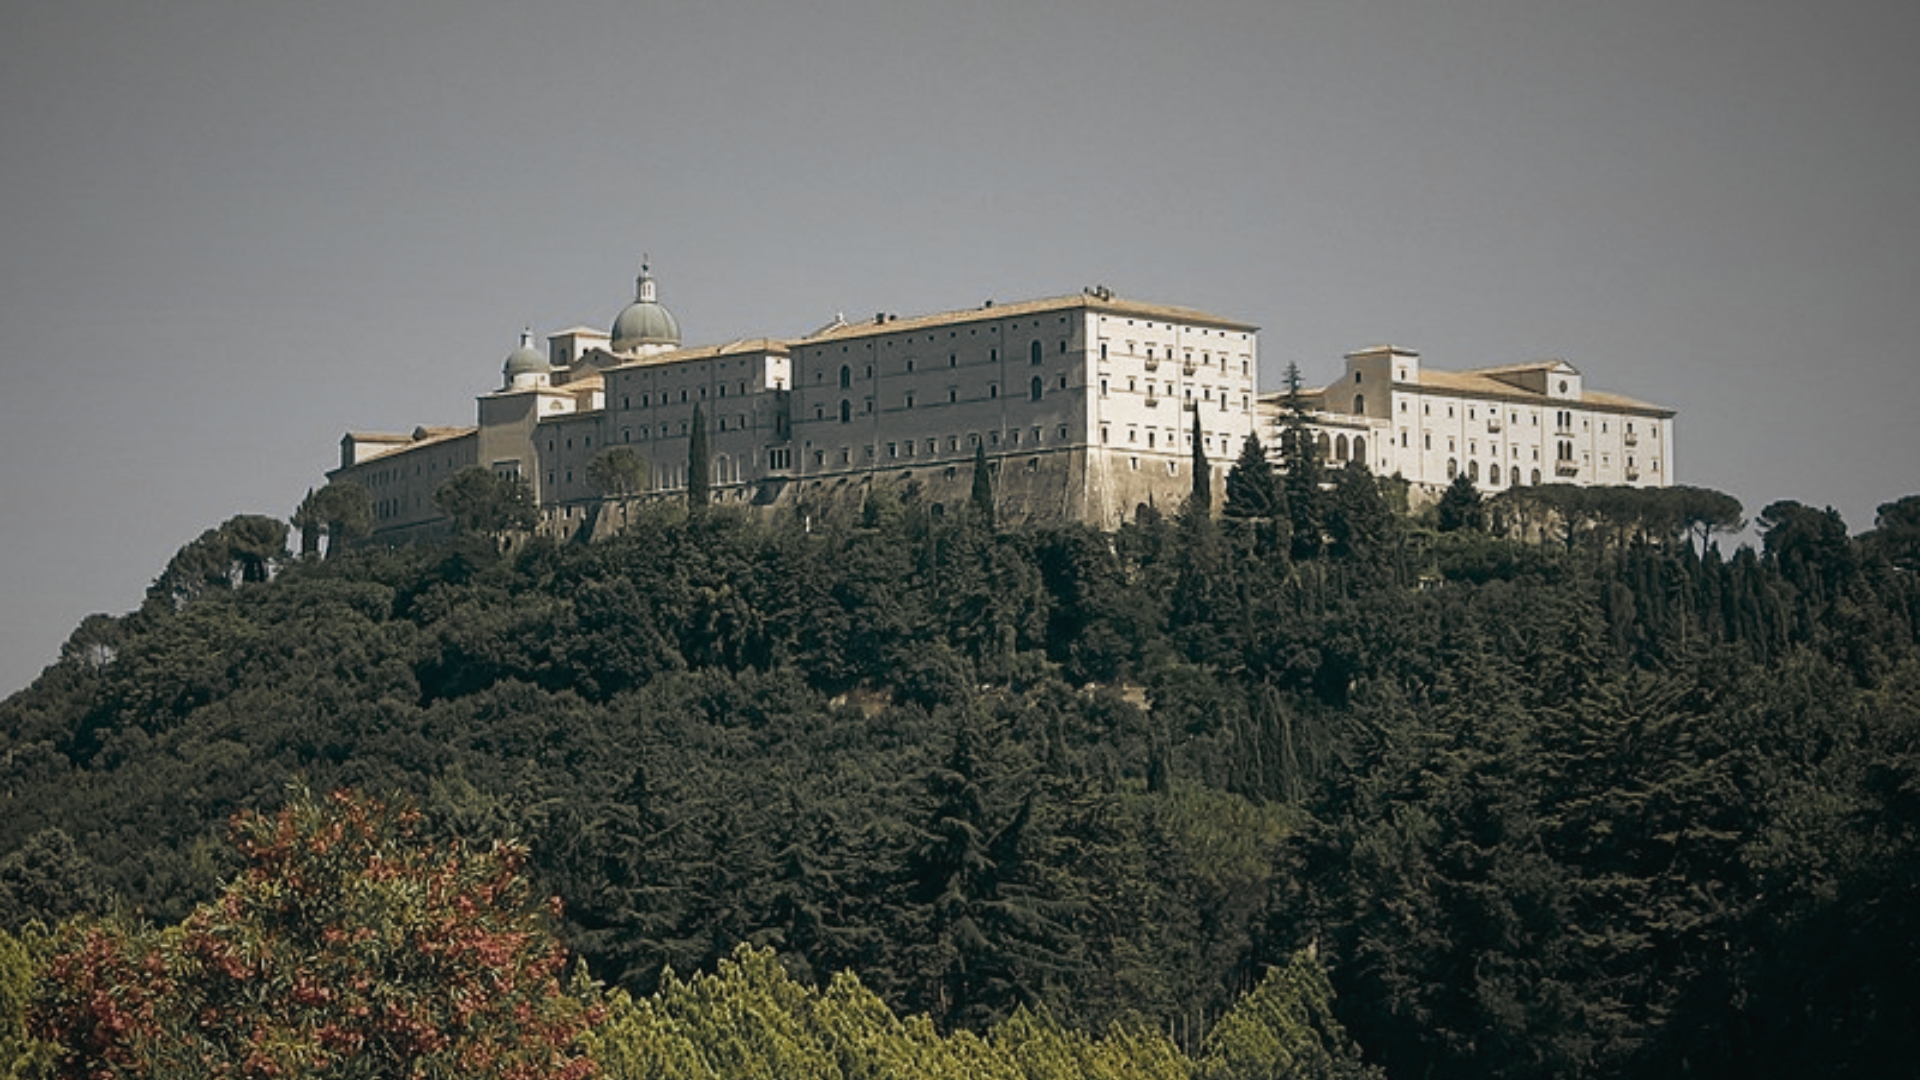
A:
611 263 681 352
503 329 547 379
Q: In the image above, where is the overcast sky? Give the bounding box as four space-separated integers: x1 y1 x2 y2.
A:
3 0 1916 696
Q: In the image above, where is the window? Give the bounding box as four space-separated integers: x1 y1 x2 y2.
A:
839 365 851 389
1354 394 1365 413
1354 436 1366 460
1031 341 1043 365
1099 342 1108 360
990 384 999 399
1468 460 1479 482
839 400 851 423
1355 371 1363 383
1031 376 1044 402
1058 374 1068 389
1100 378 1108 396
1447 458 1458 479
949 389 958 403
906 393 915 409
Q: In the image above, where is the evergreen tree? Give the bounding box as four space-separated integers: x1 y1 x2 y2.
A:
588 446 649 497
434 467 538 534
292 481 372 557
1326 461 1396 569
970 442 997 530
1278 363 1325 560
1435 472 1484 532
1224 431 1289 558
687 404 711 512
1188 408 1212 521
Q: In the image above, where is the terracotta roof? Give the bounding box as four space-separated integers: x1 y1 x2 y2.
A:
1466 360 1578 377
797 292 1257 344
604 337 791 372
1406 369 1672 415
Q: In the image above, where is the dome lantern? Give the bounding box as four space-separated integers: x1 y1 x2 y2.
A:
610 257 681 354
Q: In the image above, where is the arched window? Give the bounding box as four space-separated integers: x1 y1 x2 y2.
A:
1353 436 1366 461
1531 468 1541 485
1030 376 1044 402
1447 457 1458 479
1030 341 1043 365
1335 434 1349 460
1468 460 1479 482
1490 463 1501 485
1316 433 1331 456
839 365 851 390
1353 394 1365 414
839 399 851 423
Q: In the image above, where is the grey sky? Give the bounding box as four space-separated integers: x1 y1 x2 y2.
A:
3 0 1916 695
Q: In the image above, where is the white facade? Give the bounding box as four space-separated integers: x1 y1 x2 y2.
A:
326 270 1675 539
1267 345 1677 500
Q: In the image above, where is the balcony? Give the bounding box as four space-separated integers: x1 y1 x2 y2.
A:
1144 395 1160 408
1624 431 1639 446
1555 461 1580 477
1182 361 1196 376
1486 418 1503 433
1144 357 1160 372
1625 468 1641 481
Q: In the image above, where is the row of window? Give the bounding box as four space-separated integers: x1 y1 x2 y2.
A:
1391 399 1657 440
814 374 1071 420
796 426 1079 469
614 381 756 409
1097 340 1251 376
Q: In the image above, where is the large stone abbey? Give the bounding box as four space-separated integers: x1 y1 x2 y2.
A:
329 265 1676 539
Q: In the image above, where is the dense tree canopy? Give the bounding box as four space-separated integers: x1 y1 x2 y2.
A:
3 476 1918 1079
435 468 539 534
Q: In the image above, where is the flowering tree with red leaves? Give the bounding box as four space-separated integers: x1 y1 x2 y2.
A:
32 787 602 1079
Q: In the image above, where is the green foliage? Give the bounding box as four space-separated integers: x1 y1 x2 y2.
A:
1277 364 1324 560
0 930 54 1080
7 483 1920 1079
687 405 711 512
145 515 290 611
0 830 106 933
292 482 373 557
587 447 648 497
435 467 538 534
588 944 1194 1080
1198 950 1379 1080
1188 409 1211 521
1435 473 1484 533
30 786 600 1078
971 443 997 530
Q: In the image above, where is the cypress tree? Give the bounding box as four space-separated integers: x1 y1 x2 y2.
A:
687 403 710 512
1188 407 1211 519
1278 362 1325 559
969 442 996 529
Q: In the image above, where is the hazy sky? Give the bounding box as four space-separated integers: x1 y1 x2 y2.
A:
3 0 1916 695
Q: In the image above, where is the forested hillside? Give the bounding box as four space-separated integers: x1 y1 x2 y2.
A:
4 465 1918 1079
